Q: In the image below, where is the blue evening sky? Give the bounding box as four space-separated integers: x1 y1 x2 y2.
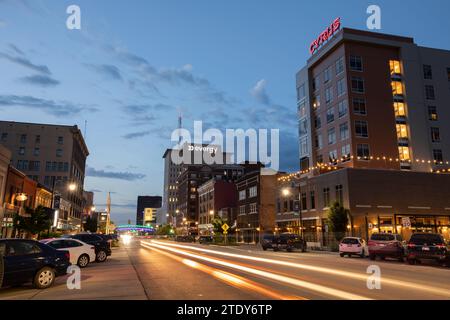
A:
1 0 450 224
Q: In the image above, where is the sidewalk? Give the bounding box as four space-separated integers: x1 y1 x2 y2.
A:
0 247 148 300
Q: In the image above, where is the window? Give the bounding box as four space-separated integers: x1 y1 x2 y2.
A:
52 162 57 171
340 122 349 141
425 85 435 100
58 162 64 172
428 106 438 121
18 147 25 156
447 68 450 81
398 146 410 161
239 190 246 200
312 95 320 109
297 84 306 101
249 203 257 214
394 102 406 117
335 57 344 75
57 136 64 145
357 144 370 159
301 192 307 210
33 147 40 156
249 186 257 198
316 154 324 164
389 60 401 75
337 78 346 96
323 188 330 208
355 120 369 138
349 55 363 71
326 107 335 123
312 77 319 92
30 161 40 172
64 162 69 172
351 77 364 93
300 137 308 156
239 205 246 216
35 135 41 143
310 191 316 210
336 185 343 204
423 65 433 80
56 149 63 157
338 100 348 118
0 133 7 142
341 144 351 159
353 98 366 115
328 127 336 145
314 115 322 129
315 134 323 149
44 176 51 186
6 241 41 256
431 127 440 142
433 149 443 163
20 134 27 144
299 118 308 137
329 150 338 163
325 87 333 104
391 81 403 95
396 124 408 139
298 101 307 118
324 66 331 83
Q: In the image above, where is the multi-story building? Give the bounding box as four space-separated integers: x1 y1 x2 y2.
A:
0 121 89 229
296 26 450 174
0 144 11 235
162 148 182 225
136 196 162 226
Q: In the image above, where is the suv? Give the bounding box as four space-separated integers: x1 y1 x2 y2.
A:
0 239 70 289
63 234 111 262
406 233 449 266
198 236 214 244
261 234 277 251
339 237 367 258
368 233 404 261
276 233 307 252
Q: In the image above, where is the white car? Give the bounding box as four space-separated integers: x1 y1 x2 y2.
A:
339 237 368 258
40 238 96 268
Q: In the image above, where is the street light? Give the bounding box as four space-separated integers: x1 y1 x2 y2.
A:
281 185 303 237
68 183 77 192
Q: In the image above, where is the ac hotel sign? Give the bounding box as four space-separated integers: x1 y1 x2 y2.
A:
309 17 341 55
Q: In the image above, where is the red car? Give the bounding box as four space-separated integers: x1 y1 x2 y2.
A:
368 233 405 261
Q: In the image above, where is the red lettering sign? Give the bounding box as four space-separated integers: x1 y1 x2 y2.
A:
309 18 341 55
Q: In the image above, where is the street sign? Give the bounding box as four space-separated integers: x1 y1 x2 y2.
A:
53 195 61 209
223 231 228 235
222 223 229 232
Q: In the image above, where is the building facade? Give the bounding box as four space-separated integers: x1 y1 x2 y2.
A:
136 196 162 226
0 121 89 230
0 145 11 236
296 27 450 175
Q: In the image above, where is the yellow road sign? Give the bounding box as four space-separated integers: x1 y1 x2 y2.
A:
221 223 229 232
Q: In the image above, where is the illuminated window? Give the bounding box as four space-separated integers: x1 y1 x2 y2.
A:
391 81 403 95
428 106 438 121
396 124 408 139
389 60 401 75
394 102 406 117
433 149 443 163
398 146 410 161
312 95 320 109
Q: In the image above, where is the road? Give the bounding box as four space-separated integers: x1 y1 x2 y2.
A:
1 239 449 300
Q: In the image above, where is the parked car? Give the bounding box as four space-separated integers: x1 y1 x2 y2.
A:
406 233 449 266
0 239 70 289
175 235 195 243
40 238 96 268
63 234 111 262
261 234 277 251
339 237 367 258
368 233 405 261
262 233 307 252
198 235 214 244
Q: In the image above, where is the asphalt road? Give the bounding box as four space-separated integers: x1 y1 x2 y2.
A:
0 239 449 300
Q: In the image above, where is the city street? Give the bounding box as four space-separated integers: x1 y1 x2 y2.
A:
1 240 449 300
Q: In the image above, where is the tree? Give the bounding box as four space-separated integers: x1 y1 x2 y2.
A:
327 202 349 241
211 216 225 233
83 215 98 233
156 224 174 235
13 206 51 238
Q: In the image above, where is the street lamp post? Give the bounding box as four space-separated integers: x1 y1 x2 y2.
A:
282 185 303 238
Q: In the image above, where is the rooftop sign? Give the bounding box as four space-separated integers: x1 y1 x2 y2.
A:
309 17 341 55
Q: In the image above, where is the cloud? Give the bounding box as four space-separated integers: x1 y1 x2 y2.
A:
0 20 7 28
250 79 271 105
19 74 60 87
122 131 151 140
8 44 24 55
0 51 51 75
85 64 123 81
88 189 103 193
0 94 96 117
86 166 146 181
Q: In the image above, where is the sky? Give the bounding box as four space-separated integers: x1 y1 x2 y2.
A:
1 0 450 225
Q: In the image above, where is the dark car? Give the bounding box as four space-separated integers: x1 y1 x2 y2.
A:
63 234 111 262
276 233 307 252
406 233 449 266
368 233 404 261
0 239 70 289
198 236 214 244
261 234 277 251
175 235 195 243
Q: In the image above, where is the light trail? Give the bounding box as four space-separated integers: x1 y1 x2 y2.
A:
141 241 371 300
147 240 450 298
145 245 301 300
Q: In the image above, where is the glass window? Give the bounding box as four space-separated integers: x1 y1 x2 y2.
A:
425 85 435 100
298 100 307 118
328 127 336 145
57 136 64 145
0 133 7 142
324 66 331 83
433 149 443 163
20 134 27 144
398 146 410 161
323 188 330 207
249 203 257 214
35 135 41 143
353 98 366 115
6 241 41 256
239 190 246 200
357 144 370 159
338 100 348 118
301 192 307 210
391 81 403 95
447 68 450 81
351 77 365 93
297 84 306 101
315 134 323 150
312 95 321 110
349 55 363 71
340 122 349 141
312 76 320 92
341 144 351 159
326 107 335 123
396 124 408 139
355 120 369 138
239 205 246 215
56 149 63 157
431 127 440 142
325 87 333 104
300 137 308 156
329 150 338 163
314 115 322 129
428 106 438 121
299 118 308 137
337 78 346 96
335 57 344 75
34 147 40 156
394 102 406 117
335 185 343 204
18 147 25 156
423 65 433 80
249 186 258 198
389 60 401 75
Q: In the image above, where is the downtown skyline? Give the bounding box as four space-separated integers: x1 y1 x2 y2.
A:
1 0 450 225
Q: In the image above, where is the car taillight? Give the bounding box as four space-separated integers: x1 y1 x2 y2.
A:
65 252 70 260
436 244 446 249
368 241 375 246
408 243 416 248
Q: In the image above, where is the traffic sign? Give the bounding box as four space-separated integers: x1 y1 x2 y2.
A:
223 231 228 235
222 223 229 232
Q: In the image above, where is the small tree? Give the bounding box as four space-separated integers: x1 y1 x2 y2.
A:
211 216 225 233
13 206 51 239
327 202 349 241
156 224 174 235
83 215 98 233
